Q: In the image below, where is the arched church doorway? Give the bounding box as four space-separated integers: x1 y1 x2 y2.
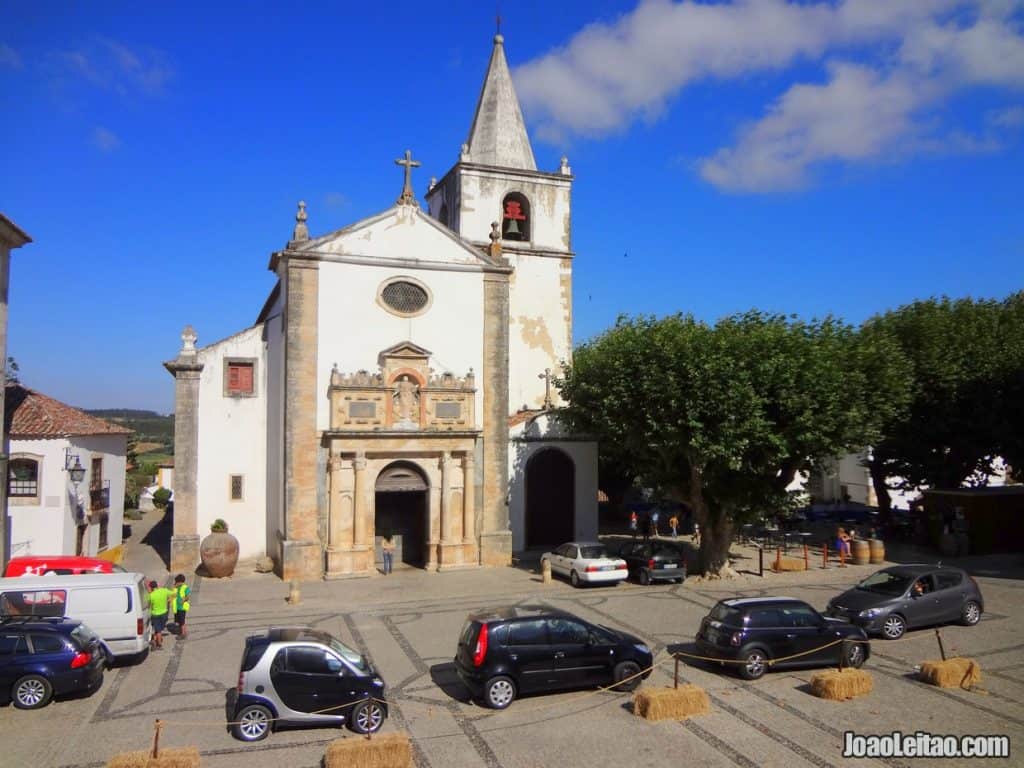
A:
375 462 429 568
525 448 575 548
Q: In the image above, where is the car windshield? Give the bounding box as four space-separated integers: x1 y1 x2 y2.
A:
651 545 678 557
857 571 913 595
325 635 368 672
579 546 608 559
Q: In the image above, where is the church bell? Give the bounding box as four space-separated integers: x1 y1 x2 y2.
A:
504 218 521 237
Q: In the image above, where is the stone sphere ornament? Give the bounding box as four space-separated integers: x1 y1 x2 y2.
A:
200 519 239 577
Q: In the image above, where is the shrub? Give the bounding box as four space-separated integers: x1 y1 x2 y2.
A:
153 487 172 509
211 518 229 533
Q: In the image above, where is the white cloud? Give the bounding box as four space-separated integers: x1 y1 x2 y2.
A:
56 39 173 95
988 105 1024 127
514 0 1024 192
324 192 348 209
92 126 121 152
0 43 22 70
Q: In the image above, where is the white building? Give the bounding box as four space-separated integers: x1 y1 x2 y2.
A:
166 34 597 580
5 384 130 561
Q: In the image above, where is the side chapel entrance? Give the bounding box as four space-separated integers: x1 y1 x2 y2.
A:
374 462 428 568
525 448 574 547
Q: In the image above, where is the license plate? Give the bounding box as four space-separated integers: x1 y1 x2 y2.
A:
602 565 618 571
662 564 677 569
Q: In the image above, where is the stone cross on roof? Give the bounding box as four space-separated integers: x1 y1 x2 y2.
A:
395 150 421 207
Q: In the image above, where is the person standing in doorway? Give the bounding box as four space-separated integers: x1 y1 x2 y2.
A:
173 574 191 639
381 534 395 575
147 580 173 650
629 511 639 538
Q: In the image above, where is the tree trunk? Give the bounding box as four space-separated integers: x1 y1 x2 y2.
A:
686 462 735 577
868 458 892 530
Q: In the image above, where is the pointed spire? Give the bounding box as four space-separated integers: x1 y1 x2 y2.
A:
291 201 309 242
464 34 536 171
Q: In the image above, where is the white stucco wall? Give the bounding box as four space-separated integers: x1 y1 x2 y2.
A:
506 252 572 411
316 258 485 434
8 435 126 558
196 324 268 559
507 414 598 552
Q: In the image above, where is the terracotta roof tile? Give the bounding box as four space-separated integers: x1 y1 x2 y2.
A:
5 384 134 438
508 409 540 428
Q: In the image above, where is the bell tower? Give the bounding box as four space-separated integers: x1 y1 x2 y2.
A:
426 33 575 413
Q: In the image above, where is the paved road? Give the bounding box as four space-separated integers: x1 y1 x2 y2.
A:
1 513 1021 767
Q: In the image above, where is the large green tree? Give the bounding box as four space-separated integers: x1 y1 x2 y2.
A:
559 311 896 576
864 293 1024 508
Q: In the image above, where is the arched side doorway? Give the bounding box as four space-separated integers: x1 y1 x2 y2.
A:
374 462 429 568
525 448 575 548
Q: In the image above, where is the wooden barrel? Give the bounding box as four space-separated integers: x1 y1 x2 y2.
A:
851 539 870 565
869 538 885 564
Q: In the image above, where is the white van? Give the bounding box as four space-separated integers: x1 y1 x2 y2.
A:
0 572 151 661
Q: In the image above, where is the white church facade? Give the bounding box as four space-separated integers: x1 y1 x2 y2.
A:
166 35 597 581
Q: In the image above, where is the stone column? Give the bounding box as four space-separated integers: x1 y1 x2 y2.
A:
440 452 452 544
327 456 345 548
480 270 512 566
353 452 367 547
163 326 204 574
462 453 476 544
281 256 322 581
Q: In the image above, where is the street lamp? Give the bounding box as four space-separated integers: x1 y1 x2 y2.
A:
65 448 86 487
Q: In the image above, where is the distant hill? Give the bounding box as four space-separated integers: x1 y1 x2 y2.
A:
86 409 174 450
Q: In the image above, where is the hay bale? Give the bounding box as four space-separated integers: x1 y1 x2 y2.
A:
919 658 981 689
772 557 807 572
809 669 873 700
324 733 413 768
106 747 201 768
632 685 710 721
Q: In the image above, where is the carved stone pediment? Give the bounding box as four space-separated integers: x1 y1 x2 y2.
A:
329 343 477 432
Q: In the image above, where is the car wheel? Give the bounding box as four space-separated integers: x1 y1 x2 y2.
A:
882 614 906 640
570 570 581 588
961 600 982 626
842 640 866 669
638 569 651 586
231 704 273 742
12 675 53 709
349 700 386 734
738 649 768 680
484 675 516 709
612 661 642 692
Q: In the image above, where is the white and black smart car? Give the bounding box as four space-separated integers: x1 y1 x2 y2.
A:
228 627 387 742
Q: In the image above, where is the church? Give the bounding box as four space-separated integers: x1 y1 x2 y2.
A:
166 34 597 581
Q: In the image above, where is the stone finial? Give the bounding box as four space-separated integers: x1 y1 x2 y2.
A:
180 325 197 354
488 221 503 259
559 155 572 176
460 143 470 162
292 200 309 242
429 176 437 191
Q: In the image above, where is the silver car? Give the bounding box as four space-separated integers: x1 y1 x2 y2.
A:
228 626 387 741
826 564 984 640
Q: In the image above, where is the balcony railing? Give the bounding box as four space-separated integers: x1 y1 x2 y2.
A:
90 486 110 511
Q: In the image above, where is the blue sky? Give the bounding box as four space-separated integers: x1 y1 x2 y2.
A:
3 0 1023 414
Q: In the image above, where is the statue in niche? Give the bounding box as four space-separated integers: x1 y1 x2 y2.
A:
392 375 420 425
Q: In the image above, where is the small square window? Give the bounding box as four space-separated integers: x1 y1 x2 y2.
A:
225 361 255 396
230 475 243 501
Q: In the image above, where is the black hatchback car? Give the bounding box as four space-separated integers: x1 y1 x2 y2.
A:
610 540 686 584
0 617 105 709
695 597 869 680
229 627 387 741
454 605 653 709
826 564 984 640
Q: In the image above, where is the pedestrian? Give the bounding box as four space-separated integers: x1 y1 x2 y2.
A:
147 579 173 650
651 509 660 537
172 574 191 639
669 514 679 539
629 511 639 538
381 534 395 575
692 522 700 546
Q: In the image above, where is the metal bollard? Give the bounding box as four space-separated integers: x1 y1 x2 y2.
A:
822 543 829 569
288 579 302 605
803 544 809 570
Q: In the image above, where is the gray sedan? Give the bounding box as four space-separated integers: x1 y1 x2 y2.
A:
826 564 983 640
